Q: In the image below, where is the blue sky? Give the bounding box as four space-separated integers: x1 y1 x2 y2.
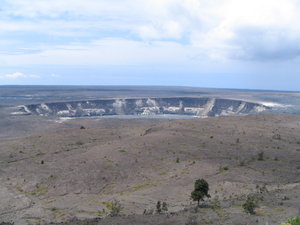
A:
0 0 299 91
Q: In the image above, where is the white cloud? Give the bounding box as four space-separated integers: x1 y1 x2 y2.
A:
50 73 60 78
3 0 126 19
0 39 198 66
0 72 40 79
137 21 183 40
1 0 300 63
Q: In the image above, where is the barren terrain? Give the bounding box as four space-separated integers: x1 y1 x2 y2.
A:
0 114 299 225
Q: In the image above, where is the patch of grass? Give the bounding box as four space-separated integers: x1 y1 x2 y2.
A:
210 197 221 210
36 184 47 195
274 207 285 212
272 134 281 140
219 166 229 173
102 200 122 216
102 201 113 211
233 204 243 209
48 174 57 180
159 171 168 175
185 215 200 225
124 179 152 194
26 219 41 225
75 141 84 146
97 209 107 217
35 152 45 157
15 186 23 192
51 207 64 218
103 156 113 163
230 157 238 160
181 169 189 174
255 208 268 216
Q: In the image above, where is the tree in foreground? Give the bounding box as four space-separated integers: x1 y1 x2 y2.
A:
191 179 211 206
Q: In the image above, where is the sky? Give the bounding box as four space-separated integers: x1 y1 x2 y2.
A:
0 0 299 91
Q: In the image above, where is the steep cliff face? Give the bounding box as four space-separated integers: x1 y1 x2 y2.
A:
16 97 268 117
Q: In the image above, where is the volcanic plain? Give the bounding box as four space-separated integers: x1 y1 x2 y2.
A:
0 113 300 225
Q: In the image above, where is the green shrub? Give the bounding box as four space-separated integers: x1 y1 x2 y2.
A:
110 200 122 217
210 196 221 210
281 217 300 225
75 141 84 146
239 160 246 166
257 151 264 161
243 194 260 214
219 166 229 173
162 202 168 212
143 209 154 215
156 201 161 213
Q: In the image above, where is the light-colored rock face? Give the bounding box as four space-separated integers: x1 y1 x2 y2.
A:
15 97 268 118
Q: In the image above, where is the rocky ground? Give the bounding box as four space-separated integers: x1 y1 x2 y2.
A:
0 114 299 225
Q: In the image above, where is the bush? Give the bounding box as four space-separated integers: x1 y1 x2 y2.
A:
281 217 300 225
210 196 221 210
103 200 122 217
156 201 162 213
75 141 84 146
162 202 168 212
243 194 260 214
239 160 246 166
257 151 264 161
219 166 229 173
143 209 154 215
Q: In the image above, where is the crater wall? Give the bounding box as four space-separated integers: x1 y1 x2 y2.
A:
16 97 268 117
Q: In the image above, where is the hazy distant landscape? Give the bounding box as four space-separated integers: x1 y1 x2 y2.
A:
1 86 300 141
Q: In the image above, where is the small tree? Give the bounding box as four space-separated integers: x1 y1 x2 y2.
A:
162 202 168 212
156 201 162 213
191 179 210 206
